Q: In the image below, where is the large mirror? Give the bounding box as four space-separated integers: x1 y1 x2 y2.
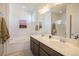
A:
38 4 66 37
39 3 79 39
51 4 66 38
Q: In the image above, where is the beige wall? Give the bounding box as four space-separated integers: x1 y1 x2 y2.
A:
0 3 9 27
66 4 79 38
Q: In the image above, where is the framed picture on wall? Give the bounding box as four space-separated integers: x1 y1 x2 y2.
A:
19 20 27 28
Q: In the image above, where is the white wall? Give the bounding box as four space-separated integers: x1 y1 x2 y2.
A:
0 3 9 27
66 4 79 38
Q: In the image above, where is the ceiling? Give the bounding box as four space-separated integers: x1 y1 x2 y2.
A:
10 3 48 12
10 3 64 14
51 4 66 14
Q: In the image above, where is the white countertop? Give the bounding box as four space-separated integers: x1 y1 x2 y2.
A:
31 34 79 56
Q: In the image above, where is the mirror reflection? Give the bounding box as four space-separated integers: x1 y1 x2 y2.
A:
51 4 66 37
39 4 79 39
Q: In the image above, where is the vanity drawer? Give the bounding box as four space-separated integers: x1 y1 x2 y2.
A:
40 42 63 56
30 37 39 45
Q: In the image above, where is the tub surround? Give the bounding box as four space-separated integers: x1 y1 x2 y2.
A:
30 34 79 56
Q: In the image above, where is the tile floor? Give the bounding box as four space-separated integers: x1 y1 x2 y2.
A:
7 49 33 56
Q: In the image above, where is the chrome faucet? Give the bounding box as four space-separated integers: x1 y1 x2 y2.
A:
74 35 79 39
72 34 79 39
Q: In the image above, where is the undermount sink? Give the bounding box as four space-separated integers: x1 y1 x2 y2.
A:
51 36 66 42
50 38 58 41
51 38 79 47
65 42 75 47
60 39 66 43
49 37 74 46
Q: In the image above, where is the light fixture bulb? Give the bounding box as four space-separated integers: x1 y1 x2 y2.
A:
22 6 26 9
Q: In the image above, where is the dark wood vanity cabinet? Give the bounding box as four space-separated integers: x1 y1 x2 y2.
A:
30 37 39 56
30 37 63 56
40 42 63 56
39 48 49 56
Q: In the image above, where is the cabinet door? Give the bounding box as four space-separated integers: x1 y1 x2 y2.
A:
30 41 34 53
40 48 49 56
33 43 39 56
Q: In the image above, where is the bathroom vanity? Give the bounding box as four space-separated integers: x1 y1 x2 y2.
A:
30 35 79 56
30 36 63 56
